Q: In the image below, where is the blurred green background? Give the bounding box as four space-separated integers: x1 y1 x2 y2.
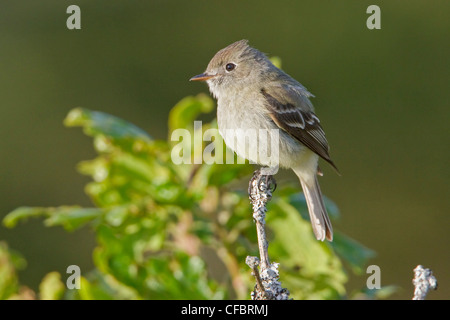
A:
0 1 448 299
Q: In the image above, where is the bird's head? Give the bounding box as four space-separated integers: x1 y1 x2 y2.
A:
190 40 274 98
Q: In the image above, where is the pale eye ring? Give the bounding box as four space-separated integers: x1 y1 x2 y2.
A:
225 63 236 72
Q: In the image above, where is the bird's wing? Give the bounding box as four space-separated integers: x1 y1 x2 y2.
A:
261 83 339 173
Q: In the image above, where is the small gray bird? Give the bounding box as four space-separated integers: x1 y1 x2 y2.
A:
190 40 339 241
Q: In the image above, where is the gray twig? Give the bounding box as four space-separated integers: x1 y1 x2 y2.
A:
246 170 290 300
412 265 437 300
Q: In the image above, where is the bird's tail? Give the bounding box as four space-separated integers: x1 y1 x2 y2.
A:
297 173 333 241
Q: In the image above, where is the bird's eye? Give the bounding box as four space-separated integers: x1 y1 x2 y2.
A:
225 63 236 72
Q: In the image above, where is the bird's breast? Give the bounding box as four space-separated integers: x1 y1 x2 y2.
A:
216 92 304 168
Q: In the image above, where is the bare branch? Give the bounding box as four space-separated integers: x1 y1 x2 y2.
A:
412 265 438 300
247 170 290 300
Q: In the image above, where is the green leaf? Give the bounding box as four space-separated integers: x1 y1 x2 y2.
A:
269 56 282 69
43 207 104 231
104 206 129 227
39 272 65 300
331 232 376 274
357 285 399 300
64 107 151 140
3 206 104 231
3 207 48 228
168 93 214 135
143 251 226 300
0 242 21 299
77 276 116 300
267 198 347 299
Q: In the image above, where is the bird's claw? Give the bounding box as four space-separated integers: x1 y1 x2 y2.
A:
248 169 277 199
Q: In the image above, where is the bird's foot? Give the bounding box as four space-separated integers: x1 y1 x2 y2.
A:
248 169 277 199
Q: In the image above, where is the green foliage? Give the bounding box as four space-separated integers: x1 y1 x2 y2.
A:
39 272 65 300
2 91 378 300
0 242 24 300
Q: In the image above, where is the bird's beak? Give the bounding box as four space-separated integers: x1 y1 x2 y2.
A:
189 72 216 81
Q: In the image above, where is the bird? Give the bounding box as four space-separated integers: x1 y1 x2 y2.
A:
190 39 339 241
